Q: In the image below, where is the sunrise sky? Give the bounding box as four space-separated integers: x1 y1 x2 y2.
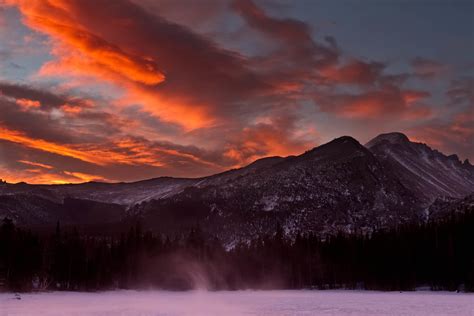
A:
0 0 472 184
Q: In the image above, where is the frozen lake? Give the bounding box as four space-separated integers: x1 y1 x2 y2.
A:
0 290 473 316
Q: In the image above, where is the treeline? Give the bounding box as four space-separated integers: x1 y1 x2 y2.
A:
0 204 473 292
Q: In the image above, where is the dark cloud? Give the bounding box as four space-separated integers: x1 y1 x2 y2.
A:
132 0 230 29
319 59 385 86
0 50 10 61
411 57 447 79
0 97 82 144
232 0 338 68
446 77 474 107
408 106 474 161
0 81 85 110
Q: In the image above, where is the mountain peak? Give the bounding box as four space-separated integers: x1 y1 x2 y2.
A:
303 135 368 160
365 132 410 148
334 135 360 143
311 136 362 150
323 135 362 148
367 131 474 202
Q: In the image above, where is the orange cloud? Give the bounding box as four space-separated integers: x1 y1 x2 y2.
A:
63 171 107 183
0 126 109 164
113 137 221 169
0 126 154 166
402 90 430 104
37 43 219 130
8 0 164 86
320 60 384 85
118 84 215 130
12 160 108 184
3 0 467 186
18 159 54 169
316 86 432 120
15 98 41 109
60 103 82 114
0 167 53 184
6 0 265 130
8 0 213 129
0 124 223 173
223 114 315 166
0 167 107 184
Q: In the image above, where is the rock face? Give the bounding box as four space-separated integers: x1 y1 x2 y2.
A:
0 132 473 242
427 194 474 221
366 132 474 204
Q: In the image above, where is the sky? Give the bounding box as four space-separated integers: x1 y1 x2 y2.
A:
0 0 472 184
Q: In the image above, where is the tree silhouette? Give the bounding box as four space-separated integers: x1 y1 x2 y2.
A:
0 203 472 292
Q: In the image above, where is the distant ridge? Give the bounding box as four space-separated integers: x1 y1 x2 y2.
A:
1 132 473 243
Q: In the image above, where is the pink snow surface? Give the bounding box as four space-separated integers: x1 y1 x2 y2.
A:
0 290 473 316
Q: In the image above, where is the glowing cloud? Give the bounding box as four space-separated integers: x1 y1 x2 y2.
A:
15 98 41 109
18 159 54 169
0 126 108 165
0 0 470 184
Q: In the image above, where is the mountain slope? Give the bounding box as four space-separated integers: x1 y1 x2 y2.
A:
1 132 472 244
135 136 421 243
0 194 126 226
366 132 474 204
0 177 198 207
427 193 474 221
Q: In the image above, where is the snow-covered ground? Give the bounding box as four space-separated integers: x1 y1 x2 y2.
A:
0 290 473 316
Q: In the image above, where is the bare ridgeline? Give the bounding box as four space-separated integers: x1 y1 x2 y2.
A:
0 132 473 291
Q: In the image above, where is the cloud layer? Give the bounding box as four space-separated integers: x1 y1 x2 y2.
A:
0 0 472 183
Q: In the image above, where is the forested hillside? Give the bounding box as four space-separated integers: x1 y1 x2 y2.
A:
1 201 472 292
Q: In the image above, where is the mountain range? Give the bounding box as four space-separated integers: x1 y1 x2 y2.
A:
1 132 473 244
